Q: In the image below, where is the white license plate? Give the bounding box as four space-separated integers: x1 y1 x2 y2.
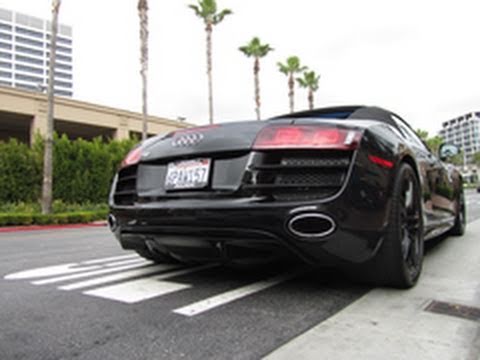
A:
165 158 211 190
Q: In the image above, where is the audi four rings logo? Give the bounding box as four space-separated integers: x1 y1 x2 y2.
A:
172 133 204 147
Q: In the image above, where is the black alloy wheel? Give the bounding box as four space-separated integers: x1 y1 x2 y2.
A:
399 168 423 282
349 163 424 288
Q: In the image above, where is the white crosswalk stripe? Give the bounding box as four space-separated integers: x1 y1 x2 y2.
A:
32 260 153 285
173 270 303 316
83 265 214 304
4 255 301 316
59 264 179 291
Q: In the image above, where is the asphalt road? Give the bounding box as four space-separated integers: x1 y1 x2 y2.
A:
1 193 479 360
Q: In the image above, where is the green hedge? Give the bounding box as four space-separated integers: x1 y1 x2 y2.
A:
0 135 137 204
0 210 109 226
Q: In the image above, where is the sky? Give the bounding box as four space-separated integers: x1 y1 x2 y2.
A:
0 0 479 135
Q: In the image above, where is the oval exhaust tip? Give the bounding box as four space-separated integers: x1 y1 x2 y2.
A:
288 213 336 239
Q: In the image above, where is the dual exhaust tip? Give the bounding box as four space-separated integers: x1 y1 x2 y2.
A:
287 213 336 240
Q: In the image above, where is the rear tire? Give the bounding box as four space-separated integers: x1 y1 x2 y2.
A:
449 188 466 236
348 163 424 288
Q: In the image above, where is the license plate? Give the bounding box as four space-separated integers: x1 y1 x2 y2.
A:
165 158 211 190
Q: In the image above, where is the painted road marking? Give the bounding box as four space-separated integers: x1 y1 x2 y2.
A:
4 255 301 315
4 263 101 280
59 264 179 291
82 254 139 265
173 270 302 317
105 258 149 267
83 265 213 304
32 261 153 285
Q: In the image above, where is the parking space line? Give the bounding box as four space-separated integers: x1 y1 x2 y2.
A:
83 265 214 303
59 264 180 291
32 261 153 285
173 270 302 317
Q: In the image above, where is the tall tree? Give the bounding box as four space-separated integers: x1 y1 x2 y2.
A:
277 56 307 113
296 70 320 110
41 0 61 214
188 0 232 124
239 37 273 120
138 0 149 141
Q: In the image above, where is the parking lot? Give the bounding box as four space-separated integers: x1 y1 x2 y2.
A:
1 189 479 360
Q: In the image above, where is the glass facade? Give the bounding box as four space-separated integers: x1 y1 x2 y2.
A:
0 7 73 97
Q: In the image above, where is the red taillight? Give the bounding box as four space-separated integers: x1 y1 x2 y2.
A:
368 155 394 169
253 125 361 150
121 147 142 168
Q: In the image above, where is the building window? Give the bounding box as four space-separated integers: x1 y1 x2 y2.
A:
15 73 43 83
15 36 43 48
0 41 12 50
15 45 43 57
0 32 12 41
15 26 43 39
52 79 72 88
47 70 72 79
15 64 43 74
47 52 72 63
0 51 11 59
0 70 12 78
0 22 12 31
47 61 72 71
15 82 39 91
0 80 12 86
15 54 43 65
0 61 11 68
54 89 73 97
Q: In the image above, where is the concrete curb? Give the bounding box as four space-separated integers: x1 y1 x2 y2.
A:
266 219 480 360
0 221 107 233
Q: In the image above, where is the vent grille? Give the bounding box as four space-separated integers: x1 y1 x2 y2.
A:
114 165 138 205
243 150 352 201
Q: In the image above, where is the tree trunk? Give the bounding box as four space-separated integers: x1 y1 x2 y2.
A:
41 0 61 215
308 89 314 110
138 0 149 141
254 57 260 120
206 23 214 124
288 73 294 113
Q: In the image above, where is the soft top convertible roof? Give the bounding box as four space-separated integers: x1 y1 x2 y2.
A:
272 106 398 125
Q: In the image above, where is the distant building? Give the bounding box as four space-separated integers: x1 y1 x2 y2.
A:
439 112 480 164
0 7 73 97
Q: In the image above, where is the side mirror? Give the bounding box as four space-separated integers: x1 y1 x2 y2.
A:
439 143 460 161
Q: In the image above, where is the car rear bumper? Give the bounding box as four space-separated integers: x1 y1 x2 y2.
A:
109 195 389 266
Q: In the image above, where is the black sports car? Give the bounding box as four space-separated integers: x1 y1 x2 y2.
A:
108 106 466 288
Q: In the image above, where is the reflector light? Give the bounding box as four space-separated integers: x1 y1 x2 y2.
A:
368 155 394 169
253 125 361 150
121 147 142 168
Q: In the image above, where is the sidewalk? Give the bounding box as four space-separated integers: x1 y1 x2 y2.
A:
266 220 480 360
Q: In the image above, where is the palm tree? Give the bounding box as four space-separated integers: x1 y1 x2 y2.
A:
138 0 149 141
277 56 307 113
239 37 273 120
188 0 232 124
297 70 320 110
41 0 61 215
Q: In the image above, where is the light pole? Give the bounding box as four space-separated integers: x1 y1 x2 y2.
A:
41 0 61 214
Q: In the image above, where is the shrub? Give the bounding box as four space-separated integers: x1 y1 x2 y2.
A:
0 134 137 204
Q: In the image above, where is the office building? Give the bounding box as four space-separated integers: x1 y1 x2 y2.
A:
0 7 73 97
439 112 480 164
